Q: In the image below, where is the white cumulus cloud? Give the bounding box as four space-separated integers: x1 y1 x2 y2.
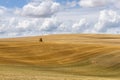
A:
79 0 109 8
0 17 42 37
93 10 120 33
79 0 120 8
0 7 6 15
17 0 60 18
40 18 61 31
0 9 4 15
72 19 89 33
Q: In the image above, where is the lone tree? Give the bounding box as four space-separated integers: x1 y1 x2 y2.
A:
39 38 43 42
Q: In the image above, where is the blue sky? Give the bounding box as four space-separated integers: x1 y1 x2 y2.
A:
0 0 120 38
0 0 29 8
0 0 79 8
0 0 66 7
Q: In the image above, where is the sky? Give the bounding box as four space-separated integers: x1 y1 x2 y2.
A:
0 0 120 38
0 0 28 8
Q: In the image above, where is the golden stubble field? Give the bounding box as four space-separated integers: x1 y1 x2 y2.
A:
0 34 120 80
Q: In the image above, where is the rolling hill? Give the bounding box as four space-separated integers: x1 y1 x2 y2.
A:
0 34 120 80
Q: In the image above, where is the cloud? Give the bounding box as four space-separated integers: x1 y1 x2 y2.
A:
72 19 89 33
1 0 120 38
40 18 61 31
79 0 120 9
0 16 61 37
66 1 78 8
19 0 60 18
57 9 120 34
93 10 120 33
0 9 4 15
0 7 6 15
0 17 42 37
79 0 109 8
1 9 120 38
113 0 120 8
